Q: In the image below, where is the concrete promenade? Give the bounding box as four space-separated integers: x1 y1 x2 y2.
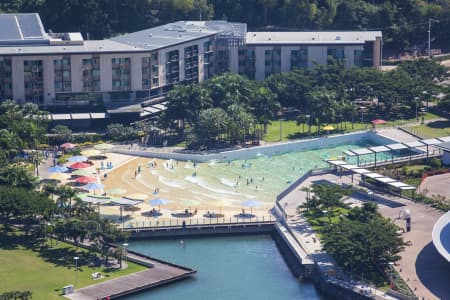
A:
279 169 450 300
278 173 398 300
66 251 196 300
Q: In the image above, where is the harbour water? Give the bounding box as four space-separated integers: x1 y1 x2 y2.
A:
124 235 324 300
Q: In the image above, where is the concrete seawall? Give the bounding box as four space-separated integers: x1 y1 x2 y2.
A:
113 131 397 162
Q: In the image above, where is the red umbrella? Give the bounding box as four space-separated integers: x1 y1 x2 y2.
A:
371 119 387 125
61 143 77 149
75 176 97 184
69 162 92 169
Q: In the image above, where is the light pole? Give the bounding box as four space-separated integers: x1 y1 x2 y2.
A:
428 19 440 57
279 118 283 141
422 90 429 110
122 243 128 267
388 262 395 289
47 222 53 248
414 97 419 122
74 256 79 286
360 106 366 125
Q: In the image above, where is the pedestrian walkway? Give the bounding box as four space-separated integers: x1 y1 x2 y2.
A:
66 251 196 300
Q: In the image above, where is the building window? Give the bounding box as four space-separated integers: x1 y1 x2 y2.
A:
54 57 71 92
82 56 101 92
24 60 44 103
327 48 345 62
291 48 308 69
111 57 131 91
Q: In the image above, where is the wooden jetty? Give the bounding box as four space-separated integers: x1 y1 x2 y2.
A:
65 250 196 300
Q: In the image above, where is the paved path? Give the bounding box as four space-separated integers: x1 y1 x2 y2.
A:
279 170 450 300
419 173 450 199
66 258 195 300
279 173 397 299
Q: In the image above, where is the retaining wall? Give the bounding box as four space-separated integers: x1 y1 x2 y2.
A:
114 131 398 162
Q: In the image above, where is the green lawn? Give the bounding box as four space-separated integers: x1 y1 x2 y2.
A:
263 113 441 143
409 119 450 138
0 230 146 300
264 120 369 142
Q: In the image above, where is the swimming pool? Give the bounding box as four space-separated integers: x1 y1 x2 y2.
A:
124 235 324 300
102 133 415 225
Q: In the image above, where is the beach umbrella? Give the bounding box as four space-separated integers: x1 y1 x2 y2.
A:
371 119 387 125
322 125 335 131
72 168 95 176
69 162 92 169
241 199 262 215
106 188 127 196
49 173 70 181
67 156 88 163
81 149 101 157
94 143 114 151
149 198 170 210
83 183 104 190
125 193 148 201
60 143 77 149
48 165 68 173
75 176 97 184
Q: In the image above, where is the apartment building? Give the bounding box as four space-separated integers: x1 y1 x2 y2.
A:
0 13 381 112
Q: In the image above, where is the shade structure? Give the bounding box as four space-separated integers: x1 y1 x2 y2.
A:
83 182 104 190
94 143 114 151
106 188 127 196
322 125 335 131
125 193 148 201
80 195 111 205
75 176 97 184
60 142 77 149
81 149 102 157
49 172 70 181
48 165 68 173
371 119 387 125
72 168 95 176
241 199 262 207
241 199 261 215
149 198 170 206
67 156 88 163
69 162 92 169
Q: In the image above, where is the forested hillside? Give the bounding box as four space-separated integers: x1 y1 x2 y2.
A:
1 0 449 53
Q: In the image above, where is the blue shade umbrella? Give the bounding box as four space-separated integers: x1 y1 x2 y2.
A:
48 165 69 173
67 156 88 163
240 199 262 215
83 183 104 190
149 198 170 206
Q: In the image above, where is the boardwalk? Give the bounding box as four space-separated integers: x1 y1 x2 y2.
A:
66 253 196 300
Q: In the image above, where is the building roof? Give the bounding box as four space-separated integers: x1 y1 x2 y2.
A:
0 39 139 55
111 21 240 50
246 31 382 45
435 141 450 151
0 13 48 45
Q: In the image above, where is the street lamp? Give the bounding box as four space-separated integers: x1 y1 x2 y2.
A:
388 262 395 289
122 243 128 266
359 106 366 125
414 97 419 122
428 18 440 57
74 256 79 286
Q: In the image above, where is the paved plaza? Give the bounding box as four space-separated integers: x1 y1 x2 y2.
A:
280 171 449 300
419 172 450 200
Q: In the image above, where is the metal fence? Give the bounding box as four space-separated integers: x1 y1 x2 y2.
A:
122 214 276 229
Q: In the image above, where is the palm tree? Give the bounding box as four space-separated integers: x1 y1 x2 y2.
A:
0 165 38 190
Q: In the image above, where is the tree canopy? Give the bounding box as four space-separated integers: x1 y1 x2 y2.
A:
2 0 449 52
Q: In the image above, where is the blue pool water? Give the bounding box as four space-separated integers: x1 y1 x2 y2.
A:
441 223 450 255
125 235 324 300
